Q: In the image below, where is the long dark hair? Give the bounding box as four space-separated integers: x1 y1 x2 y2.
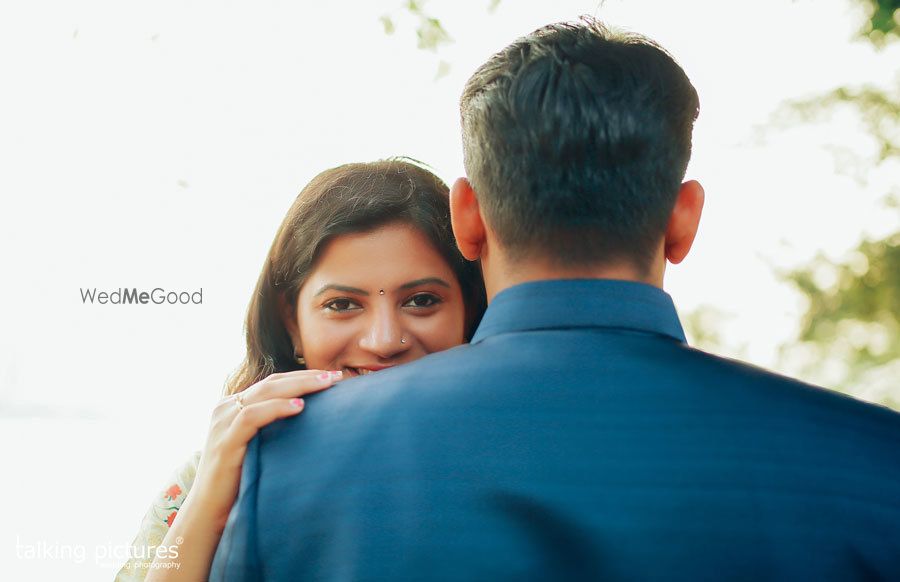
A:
226 159 486 395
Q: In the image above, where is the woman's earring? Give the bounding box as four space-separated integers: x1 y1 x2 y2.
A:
295 352 306 366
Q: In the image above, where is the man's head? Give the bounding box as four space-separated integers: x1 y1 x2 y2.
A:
451 18 704 295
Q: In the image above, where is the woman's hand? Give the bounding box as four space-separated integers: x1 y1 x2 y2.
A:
146 369 341 581
192 369 343 531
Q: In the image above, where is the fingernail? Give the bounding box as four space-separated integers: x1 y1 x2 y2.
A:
317 372 331 381
290 398 304 408
330 370 343 380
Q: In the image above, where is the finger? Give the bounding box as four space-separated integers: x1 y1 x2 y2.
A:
243 370 342 406
210 393 246 427
224 398 307 448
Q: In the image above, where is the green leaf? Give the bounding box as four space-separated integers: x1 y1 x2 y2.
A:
416 17 452 52
858 0 900 45
380 15 395 36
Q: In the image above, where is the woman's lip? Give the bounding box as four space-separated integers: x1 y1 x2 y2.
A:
355 365 394 372
343 365 395 377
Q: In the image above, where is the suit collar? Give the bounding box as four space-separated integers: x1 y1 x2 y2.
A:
470 279 687 344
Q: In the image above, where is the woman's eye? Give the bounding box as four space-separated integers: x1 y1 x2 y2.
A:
323 298 360 312
403 293 442 309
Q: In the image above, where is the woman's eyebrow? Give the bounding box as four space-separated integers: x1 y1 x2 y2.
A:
399 277 451 290
313 284 369 298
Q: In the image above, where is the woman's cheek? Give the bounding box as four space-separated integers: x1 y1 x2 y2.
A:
418 309 465 352
301 318 350 368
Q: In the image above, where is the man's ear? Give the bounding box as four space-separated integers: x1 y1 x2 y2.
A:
277 292 302 353
664 180 705 265
450 177 487 261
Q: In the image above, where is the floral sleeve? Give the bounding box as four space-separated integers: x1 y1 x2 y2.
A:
114 451 201 581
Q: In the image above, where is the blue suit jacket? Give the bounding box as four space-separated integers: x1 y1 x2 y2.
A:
211 280 900 581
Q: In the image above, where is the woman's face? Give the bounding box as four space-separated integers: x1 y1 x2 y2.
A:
292 222 466 378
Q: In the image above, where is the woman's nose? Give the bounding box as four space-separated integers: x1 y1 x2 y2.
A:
358 307 411 359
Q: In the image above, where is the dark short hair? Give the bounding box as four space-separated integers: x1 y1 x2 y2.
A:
227 159 487 394
460 18 699 270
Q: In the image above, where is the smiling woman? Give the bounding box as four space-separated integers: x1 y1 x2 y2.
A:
238 158 486 389
116 159 487 581
293 223 467 378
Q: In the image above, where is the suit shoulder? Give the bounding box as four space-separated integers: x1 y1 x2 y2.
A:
676 344 900 432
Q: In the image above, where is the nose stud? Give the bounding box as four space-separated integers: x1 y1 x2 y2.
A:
400 338 406 344
379 289 385 295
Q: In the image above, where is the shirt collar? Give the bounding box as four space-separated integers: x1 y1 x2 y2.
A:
470 279 687 344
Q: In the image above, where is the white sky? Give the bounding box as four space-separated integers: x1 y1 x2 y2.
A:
1 0 898 578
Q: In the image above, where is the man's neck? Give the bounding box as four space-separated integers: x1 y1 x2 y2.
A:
482 257 664 303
